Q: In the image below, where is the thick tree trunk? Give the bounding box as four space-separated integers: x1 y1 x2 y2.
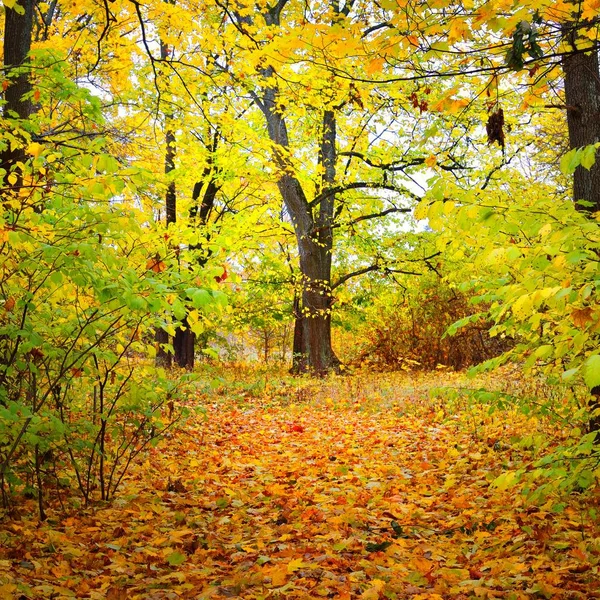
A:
288 110 341 375
562 40 600 432
293 237 340 375
2 1 35 120
173 326 195 368
1 0 36 180
257 10 341 376
563 44 600 211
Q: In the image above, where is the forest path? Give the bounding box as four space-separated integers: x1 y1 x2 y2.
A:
1 371 599 599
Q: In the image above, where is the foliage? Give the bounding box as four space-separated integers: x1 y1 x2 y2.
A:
417 162 600 418
0 54 219 515
0 0 599 584
345 272 511 371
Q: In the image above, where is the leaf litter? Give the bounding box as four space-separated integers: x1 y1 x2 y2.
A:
1 369 599 599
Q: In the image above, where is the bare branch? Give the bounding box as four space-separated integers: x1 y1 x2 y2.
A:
334 206 410 229
332 264 421 290
332 252 441 289
310 181 421 208
361 22 392 38
339 150 469 172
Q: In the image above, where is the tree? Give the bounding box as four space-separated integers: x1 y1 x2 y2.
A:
199 0 463 374
1 0 36 183
561 25 600 211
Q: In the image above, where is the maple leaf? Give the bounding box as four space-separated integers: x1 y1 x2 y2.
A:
571 307 594 328
146 254 167 273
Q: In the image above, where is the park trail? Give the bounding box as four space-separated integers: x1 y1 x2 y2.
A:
1 370 599 599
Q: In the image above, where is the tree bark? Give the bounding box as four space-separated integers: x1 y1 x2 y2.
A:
1 0 36 181
562 45 600 211
290 109 340 374
562 35 600 432
590 386 600 433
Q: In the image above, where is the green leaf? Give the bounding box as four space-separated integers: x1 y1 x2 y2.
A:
203 347 219 359
580 144 598 170
365 541 393 552
584 354 600 388
576 470 595 490
533 345 553 360
166 551 186 566
188 289 212 309
560 148 581 175
560 144 599 174
562 367 580 381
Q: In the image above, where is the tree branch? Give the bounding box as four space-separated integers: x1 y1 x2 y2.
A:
334 206 410 229
339 151 468 172
331 252 441 290
332 264 421 290
310 181 421 208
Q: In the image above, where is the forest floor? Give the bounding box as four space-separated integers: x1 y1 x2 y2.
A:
1 367 600 599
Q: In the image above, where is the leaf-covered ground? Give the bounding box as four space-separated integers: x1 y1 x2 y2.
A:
1 370 600 599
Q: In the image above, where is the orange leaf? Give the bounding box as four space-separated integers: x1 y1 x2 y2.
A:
146 255 167 273
572 307 594 328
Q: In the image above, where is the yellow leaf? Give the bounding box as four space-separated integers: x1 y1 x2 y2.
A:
266 564 288 586
360 579 385 599
287 557 308 572
414 200 429 221
448 18 470 43
425 155 437 167
27 142 44 158
366 57 385 75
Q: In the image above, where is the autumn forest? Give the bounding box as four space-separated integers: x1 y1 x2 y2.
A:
1 0 600 597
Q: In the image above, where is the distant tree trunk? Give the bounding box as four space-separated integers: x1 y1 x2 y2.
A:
174 139 221 370
1 0 36 181
562 43 600 211
173 326 195 369
155 40 177 368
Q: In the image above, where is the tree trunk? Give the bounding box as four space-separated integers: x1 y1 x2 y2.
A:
284 109 340 375
562 43 600 211
562 38 600 432
173 326 195 368
291 294 307 372
590 387 600 433
1 0 36 181
155 40 177 368
277 167 340 375
294 235 340 375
